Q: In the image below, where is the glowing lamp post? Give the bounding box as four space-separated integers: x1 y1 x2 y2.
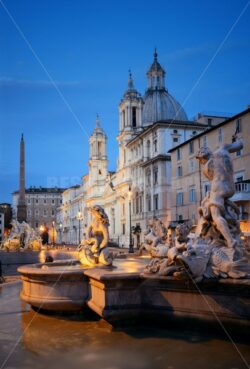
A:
59 222 62 244
77 211 82 245
128 186 134 253
52 221 55 246
39 225 45 233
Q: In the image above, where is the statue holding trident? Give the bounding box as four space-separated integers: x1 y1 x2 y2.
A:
196 134 243 248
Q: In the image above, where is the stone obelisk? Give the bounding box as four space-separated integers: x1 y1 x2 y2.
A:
17 134 27 222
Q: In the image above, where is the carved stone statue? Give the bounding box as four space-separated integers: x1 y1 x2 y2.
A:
196 139 243 248
1 220 42 251
145 136 250 280
78 205 113 266
138 217 168 257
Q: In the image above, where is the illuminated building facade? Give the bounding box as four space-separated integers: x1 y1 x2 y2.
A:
57 52 209 246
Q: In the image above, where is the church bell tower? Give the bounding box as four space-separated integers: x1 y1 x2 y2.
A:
117 71 143 170
88 115 108 186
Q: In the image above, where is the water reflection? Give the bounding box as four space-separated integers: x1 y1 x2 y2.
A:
0 283 250 369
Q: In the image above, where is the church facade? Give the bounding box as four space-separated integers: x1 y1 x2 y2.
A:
57 51 209 246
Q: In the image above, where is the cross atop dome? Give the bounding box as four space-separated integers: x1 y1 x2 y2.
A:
127 69 135 91
123 69 141 99
95 113 100 128
154 48 158 61
147 49 166 89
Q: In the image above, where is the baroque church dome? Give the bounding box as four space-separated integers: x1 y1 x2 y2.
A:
142 50 188 126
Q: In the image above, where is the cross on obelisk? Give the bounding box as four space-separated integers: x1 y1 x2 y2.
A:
17 133 27 222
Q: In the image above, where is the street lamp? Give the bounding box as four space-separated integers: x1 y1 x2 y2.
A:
52 221 55 246
128 186 134 253
77 211 82 245
59 222 62 244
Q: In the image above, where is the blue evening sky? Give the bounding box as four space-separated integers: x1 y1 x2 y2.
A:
0 0 250 203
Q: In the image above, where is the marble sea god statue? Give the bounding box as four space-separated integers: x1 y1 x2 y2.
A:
1 220 42 251
78 205 113 267
145 136 250 280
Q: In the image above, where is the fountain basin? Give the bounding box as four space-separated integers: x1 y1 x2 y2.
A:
18 260 89 311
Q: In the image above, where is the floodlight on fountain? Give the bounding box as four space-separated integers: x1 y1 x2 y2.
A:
39 225 45 233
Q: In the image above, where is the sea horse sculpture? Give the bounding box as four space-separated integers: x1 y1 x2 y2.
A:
78 205 113 267
138 217 168 257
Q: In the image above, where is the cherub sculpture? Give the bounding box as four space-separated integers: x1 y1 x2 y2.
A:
78 205 113 266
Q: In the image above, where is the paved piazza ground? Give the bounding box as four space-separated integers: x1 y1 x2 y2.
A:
0 281 250 369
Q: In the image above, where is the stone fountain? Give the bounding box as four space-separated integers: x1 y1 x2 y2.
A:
1 220 42 251
18 137 250 327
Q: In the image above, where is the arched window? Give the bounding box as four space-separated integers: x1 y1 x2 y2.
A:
98 142 102 157
122 110 125 127
132 107 137 127
147 140 151 159
135 192 139 214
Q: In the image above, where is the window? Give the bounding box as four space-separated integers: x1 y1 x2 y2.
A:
154 194 159 210
189 141 194 154
135 192 139 214
176 192 183 206
177 166 182 177
51 210 55 216
98 142 102 157
235 171 244 182
218 127 222 143
208 118 212 126
35 209 39 216
189 160 194 173
139 195 143 213
147 195 151 211
44 199 47 204
236 150 242 157
236 118 241 133
146 170 151 186
173 129 178 134
28 199 31 204
122 223 125 235
178 215 183 221
52 199 55 204
154 139 157 153
236 176 243 182
28 209 32 216
173 137 179 143
153 167 158 185
36 199 39 204
132 107 137 127
122 110 125 128
177 148 181 161
203 135 207 147
147 140 151 158
43 210 47 217
204 182 210 195
189 188 196 203
35 222 38 228
192 131 197 136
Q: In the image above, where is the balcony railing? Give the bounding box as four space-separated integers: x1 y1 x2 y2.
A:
231 180 250 202
235 182 250 193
